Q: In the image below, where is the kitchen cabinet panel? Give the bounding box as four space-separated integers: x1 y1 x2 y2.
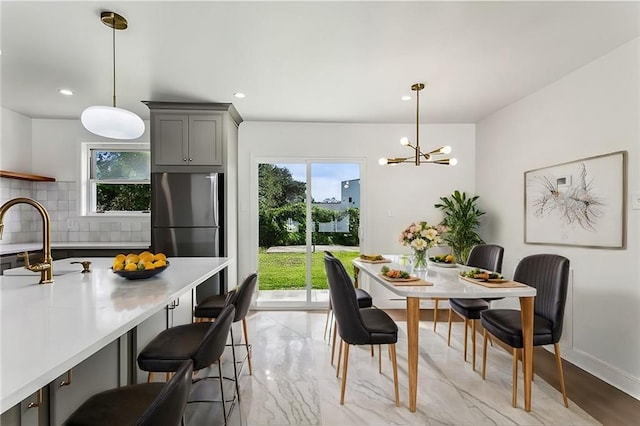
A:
48 341 119 426
152 113 222 170
0 390 43 426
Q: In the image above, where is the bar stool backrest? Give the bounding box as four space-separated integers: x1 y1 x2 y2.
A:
227 273 258 323
137 359 194 426
192 305 235 370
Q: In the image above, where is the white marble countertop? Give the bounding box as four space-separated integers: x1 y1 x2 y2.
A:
0 256 232 413
0 242 151 256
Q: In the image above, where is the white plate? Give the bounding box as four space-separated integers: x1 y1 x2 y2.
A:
429 259 458 268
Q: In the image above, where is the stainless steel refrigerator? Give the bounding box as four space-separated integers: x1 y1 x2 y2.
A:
151 172 225 301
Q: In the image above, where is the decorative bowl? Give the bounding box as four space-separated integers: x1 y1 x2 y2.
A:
112 262 169 280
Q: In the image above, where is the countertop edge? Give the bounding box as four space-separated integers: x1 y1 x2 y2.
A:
1 242 151 256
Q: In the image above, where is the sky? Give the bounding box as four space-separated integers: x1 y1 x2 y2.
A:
275 163 360 202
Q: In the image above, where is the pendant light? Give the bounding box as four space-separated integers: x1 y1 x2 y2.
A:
379 83 457 166
81 11 145 140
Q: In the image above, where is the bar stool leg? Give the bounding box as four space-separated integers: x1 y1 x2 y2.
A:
229 327 240 400
242 317 253 375
218 360 227 425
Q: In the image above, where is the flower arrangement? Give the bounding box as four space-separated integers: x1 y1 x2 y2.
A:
398 221 445 270
398 221 444 250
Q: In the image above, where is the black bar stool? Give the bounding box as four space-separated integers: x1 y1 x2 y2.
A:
194 272 257 398
137 305 235 422
65 359 193 426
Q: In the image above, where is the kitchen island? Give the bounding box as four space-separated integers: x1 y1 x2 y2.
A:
0 256 232 421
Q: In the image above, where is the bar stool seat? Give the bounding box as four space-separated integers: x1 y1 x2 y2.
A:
65 360 193 426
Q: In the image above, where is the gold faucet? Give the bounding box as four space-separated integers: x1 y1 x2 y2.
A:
0 197 53 284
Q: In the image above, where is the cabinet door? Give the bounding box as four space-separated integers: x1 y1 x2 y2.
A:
0 254 18 275
154 114 189 166
48 341 120 426
170 290 195 327
133 309 168 384
0 390 42 426
189 115 222 166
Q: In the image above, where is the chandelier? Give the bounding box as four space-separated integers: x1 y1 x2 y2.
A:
379 83 457 166
81 12 145 140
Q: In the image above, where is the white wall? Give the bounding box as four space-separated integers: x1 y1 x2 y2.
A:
0 115 152 243
476 38 640 398
1 108 32 171
237 121 476 304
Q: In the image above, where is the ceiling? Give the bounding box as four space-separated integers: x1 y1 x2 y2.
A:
1 1 638 124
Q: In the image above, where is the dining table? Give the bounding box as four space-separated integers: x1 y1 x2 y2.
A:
352 256 537 413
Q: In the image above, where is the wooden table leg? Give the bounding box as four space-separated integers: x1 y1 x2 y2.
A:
407 297 420 412
353 265 360 288
520 296 534 412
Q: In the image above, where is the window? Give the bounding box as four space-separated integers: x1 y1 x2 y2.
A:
82 143 150 215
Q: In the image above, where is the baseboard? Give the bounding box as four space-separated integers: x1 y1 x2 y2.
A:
546 344 640 401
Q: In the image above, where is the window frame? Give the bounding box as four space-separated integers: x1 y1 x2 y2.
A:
80 142 151 217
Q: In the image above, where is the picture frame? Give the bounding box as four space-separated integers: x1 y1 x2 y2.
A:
524 151 627 248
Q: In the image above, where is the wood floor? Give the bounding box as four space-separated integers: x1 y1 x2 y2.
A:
386 309 639 426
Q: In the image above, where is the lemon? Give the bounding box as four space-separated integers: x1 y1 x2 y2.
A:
124 262 137 271
153 253 167 262
153 259 166 268
144 262 155 270
113 261 124 271
139 251 154 262
115 253 126 263
126 254 139 264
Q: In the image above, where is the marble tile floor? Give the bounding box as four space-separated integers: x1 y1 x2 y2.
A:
184 311 598 425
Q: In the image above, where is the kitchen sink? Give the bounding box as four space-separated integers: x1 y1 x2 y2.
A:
2 267 79 276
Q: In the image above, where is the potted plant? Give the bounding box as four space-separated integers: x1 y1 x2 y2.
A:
434 190 485 264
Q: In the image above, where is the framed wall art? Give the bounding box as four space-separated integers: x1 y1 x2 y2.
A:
524 151 627 248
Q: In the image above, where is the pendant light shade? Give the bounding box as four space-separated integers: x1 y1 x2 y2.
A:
81 106 145 139
81 11 145 140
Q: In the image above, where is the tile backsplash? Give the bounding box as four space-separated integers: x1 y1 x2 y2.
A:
0 178 150 244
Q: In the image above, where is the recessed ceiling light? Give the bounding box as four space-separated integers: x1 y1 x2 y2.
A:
234 92 246 99
59 89 74 96
401 95 412 101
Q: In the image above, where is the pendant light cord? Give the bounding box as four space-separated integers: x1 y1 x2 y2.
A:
112 15 116 108
415 84 420 165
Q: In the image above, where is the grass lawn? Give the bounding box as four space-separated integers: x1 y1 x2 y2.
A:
258 248 359 290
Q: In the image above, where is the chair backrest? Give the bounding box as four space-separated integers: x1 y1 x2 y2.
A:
192 305 235 370
466 244 504 273
324 254 369 345
513 254 570 342
137 359 193 426
227 272 258 322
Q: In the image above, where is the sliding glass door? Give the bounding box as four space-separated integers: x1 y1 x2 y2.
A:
257 161 361 307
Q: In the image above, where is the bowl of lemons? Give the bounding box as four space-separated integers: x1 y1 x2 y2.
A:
111 251 169 280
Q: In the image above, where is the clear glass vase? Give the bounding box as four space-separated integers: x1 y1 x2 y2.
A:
412 249 428 271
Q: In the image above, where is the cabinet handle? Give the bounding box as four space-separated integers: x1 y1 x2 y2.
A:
183 157 188 162
27 388 43 408
59 369 73 387
189 158 193 162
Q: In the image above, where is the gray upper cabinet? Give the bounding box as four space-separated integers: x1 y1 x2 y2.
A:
153 114 222 167
145 102 242 173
